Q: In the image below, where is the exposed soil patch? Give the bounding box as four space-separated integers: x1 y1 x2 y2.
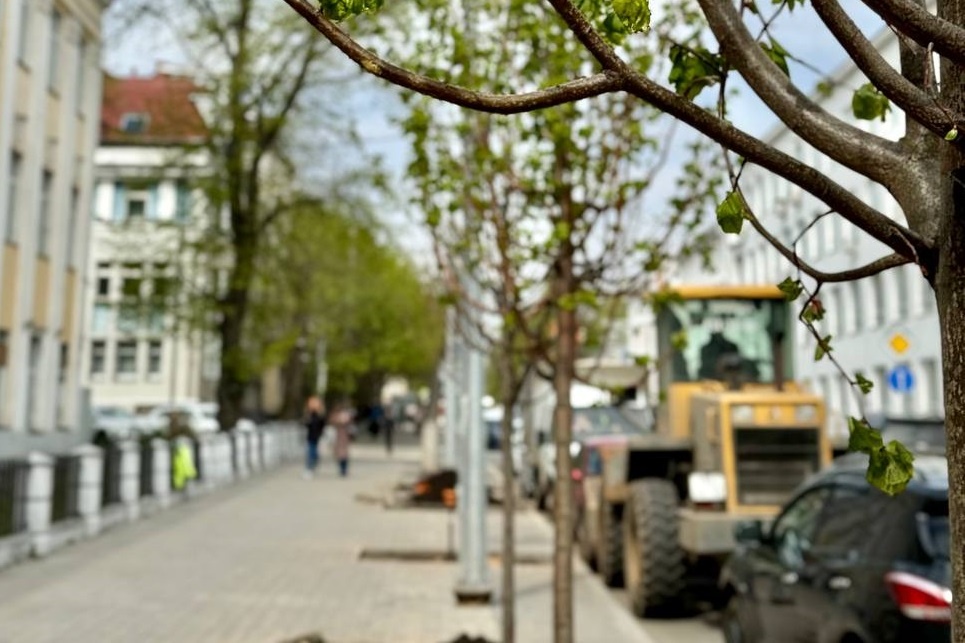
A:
358 547 551 566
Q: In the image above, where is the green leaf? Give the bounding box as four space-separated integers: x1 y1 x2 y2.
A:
847 416 882 453
855 372 874 395
317 0 384 20
816 80 834 97
611 0 651 33
852 83 891 122
552 221 572 242
670 330 688 351
866 440 915 496
777 277 804 301
716 191 746 234
761 40 790 77
648 288 683 313
946 127 959 141
802 298 825 323
668 45 724 101
814 334 832 361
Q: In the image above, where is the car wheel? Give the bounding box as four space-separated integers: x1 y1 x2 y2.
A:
721 595 749 643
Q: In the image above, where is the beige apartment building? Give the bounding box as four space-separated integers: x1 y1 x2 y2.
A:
0 0 105 455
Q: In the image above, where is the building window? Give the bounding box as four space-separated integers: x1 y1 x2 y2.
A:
127 190 147 219
872 275 885 328
17 0 30 64
827 287 841 336
837 374 850 416
148 341 162 375
48 10 60 90
90 340 106 375
120 113 149 134
122 275 142 299
96 262 111 296
895 267 909 320
27 334 41 429
115 340 137 376
66 186 78 266
38 171 52 256
851 280 864 331
923 359 942 417
0 331 7 421
875 365 889 416
923 279 935 312
6 152 21 242
76 36 87 112
175 180 191 221
57 342 68 425
91 304 112 333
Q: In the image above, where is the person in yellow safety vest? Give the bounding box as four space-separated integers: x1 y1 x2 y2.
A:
172 442 197 490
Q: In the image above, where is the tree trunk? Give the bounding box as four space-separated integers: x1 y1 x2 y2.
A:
216 233 257 432
937 167 965 640
499 354 517 643
280 345 307 420
552 277 577 643
216 299 247 431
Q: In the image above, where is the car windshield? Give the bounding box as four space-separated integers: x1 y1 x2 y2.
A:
880 420 945 454
572 407 648 437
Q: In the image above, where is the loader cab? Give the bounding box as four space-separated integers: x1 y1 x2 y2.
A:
656 286 792 390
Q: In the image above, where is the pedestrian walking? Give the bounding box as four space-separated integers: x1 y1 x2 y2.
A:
330 404 354 477
304 396 326 479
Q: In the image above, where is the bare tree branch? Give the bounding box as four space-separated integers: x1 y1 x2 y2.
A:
859 0 965 67
744 208 912 282
281 0 624 113
697 0 906 186
813 0 962 136
539 0 932 265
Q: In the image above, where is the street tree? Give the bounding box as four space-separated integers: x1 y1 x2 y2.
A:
104 0 390 430
398 2 721 638
247 198 445 415
283 0 965 635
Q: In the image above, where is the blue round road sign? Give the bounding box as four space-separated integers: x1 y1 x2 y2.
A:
887 365 915 393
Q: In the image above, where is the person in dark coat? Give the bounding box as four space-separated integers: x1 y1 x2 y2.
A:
304 396 327 479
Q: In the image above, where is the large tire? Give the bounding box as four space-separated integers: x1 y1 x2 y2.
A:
623 479 685 617
576 509 597 570
597 501 623 587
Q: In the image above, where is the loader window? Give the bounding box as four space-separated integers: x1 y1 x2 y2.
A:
658 298 790 385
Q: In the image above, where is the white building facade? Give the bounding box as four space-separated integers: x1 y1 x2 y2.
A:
630 29 942 439
83 73 216 412
0 0 105 456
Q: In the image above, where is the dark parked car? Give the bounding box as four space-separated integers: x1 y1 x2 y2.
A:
720 453 950 643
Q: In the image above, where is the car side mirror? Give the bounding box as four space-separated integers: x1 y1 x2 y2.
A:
734 520 765 545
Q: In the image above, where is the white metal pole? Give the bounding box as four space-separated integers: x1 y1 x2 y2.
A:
444 307 458 469
455 286 491 602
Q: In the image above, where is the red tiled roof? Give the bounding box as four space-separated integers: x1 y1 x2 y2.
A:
100 73 208 145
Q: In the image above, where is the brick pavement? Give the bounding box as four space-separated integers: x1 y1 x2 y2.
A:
0 443 654 643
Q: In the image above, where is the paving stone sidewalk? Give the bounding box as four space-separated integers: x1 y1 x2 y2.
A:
0 443 653 643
